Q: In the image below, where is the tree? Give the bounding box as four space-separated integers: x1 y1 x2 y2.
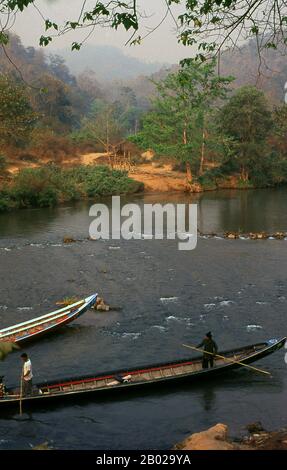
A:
30 74 78 131
48 54 76 86
272 104 287 153
0 75 37 148
75 99 124 155
218 86 273 181
113 86 142 134
131 59 233 181
0 1 286 62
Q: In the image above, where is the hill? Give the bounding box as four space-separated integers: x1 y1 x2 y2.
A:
220 39 287 103
54 44 165 81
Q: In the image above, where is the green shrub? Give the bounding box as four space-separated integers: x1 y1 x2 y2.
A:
0 164 143 212
0 191 15 212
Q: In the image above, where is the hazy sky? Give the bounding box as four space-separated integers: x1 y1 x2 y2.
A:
10 0 190 64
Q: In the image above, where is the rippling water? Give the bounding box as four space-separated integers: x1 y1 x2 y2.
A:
0 189 287 449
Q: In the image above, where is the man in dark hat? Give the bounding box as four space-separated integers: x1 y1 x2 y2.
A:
197 332 218 369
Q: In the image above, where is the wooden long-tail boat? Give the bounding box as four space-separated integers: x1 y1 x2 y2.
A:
0 337 285 409
0 294 98 345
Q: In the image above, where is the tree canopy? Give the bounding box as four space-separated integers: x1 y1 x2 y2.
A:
0 1 287 60
0 75 37 148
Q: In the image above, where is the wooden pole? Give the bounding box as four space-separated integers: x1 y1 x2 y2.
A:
182 344 271 376
19 373 23 416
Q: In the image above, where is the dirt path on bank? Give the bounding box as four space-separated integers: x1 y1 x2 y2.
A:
78 154 188 192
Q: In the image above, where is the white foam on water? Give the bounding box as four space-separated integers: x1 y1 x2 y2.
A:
0 305 8 310
256 301 268 305
109 246 120 250
0 440 9 445
223 315 229 320
160 297 179 303
246 324 263 331
204 303 216 310
151 325 167 332
278 296 286 301
166 315 180 322
219 300 234 307
17 306 33 311
122 332 141 340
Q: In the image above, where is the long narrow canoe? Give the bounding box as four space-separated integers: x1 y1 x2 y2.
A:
0 294 98 345
0 337 285 409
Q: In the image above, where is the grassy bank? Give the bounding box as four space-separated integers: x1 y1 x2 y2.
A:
0 165 144 212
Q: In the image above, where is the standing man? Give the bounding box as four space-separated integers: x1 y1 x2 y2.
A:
21 353 33 396
197 332 218 369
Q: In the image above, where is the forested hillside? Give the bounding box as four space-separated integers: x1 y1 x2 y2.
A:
1 32 287 213
221 38 287 104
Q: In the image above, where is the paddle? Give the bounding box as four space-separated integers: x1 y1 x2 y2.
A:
182 344 271 376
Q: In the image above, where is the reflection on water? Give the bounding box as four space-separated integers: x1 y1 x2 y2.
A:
201 386 217 412
1 188 287 244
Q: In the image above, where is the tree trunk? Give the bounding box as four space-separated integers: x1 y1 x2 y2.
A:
183 122 192 182
186 162 192 182
240 165 249 182
199 128 206 176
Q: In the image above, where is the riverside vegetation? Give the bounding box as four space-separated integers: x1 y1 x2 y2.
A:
0 165 143 211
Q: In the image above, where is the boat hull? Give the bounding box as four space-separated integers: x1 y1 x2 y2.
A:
0 337 285 410
0 294 98 345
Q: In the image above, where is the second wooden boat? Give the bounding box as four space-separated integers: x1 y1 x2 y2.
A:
0 294 98 345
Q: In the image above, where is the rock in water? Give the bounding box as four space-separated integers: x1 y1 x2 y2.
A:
63 237 76 244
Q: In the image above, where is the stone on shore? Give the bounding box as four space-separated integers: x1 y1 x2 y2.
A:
173 424 239 450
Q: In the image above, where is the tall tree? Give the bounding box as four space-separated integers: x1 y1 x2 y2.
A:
131 60 233 182
0 75 37 148
76 99 124 155
218 86 273 181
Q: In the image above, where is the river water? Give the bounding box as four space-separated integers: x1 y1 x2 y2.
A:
0 188 287 449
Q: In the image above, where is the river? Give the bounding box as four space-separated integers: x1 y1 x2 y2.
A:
0 188 287 449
